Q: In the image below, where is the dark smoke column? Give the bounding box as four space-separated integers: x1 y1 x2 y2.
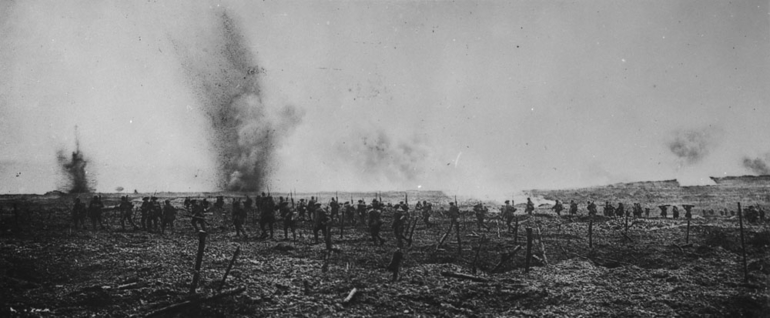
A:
56 130 94 193
175 11 303 192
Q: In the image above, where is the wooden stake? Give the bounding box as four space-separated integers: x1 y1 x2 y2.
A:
536 228 548 266
342 288 358 304
471 235 487 275
588 218 593 249
513 217 519 244
685 217 691 244
218 245 241 292
491 245 522 273
525 228 533 272
455 218 462 255
436 221 454 252
737 202 748 283
189 231 207 294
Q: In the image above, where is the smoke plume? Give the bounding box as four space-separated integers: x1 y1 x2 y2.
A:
174 11 303 191
666 127 721 165
337 129 430 184
742 155 770 175
56 137 93 193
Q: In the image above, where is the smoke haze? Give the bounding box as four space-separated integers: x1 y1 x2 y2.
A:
1 1 768 200
742 155 770 175
56 139 94 193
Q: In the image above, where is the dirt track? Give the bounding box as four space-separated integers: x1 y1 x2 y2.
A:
1 193 769 317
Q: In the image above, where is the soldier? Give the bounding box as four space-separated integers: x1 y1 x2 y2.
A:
140 197 151 230
368 206 385 246
307 196 316 221
259 195 276 239
746 206 759 224
448 202 461 223
422 200 432 228
297 198 307 220
633 203 643 218
587 201 597 216
473 203 490 231
280 201 296 240
658 205 669 218
645 207 651 218
313 203 329 244
201 198 210 212
525 198 535 215
190 200 206 232
232 200 247 237
682 205 694 219
329 198 340 222
615 203 625 218
357 200 367 225
672 206 680 219
552 200 564 216
161 199 176 234
392 205 409 247
214 196 225 210
119 196 139 231
88 196 106 230
183 197 191 211
344 201 356 226
502 200 517 232
149 197 162 232
569 200 578 216
72 198 87 229
603 201 614 217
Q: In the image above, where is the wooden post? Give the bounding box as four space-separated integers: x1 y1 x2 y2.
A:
189 231 207 294
340 208 345 239
218 245 241 292
456 219 463 255
737 202 748 283
471 235 486 275
588 218 593 249
685 217 691 244
525 228 533 272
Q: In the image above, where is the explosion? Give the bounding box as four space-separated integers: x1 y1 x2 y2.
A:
56 132 93 193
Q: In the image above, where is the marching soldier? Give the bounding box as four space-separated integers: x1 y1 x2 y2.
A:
368 206 385 246
473 203 490 231
313 203 329 244
569 200 578 216
183 197 191 211
280 201 296 240
658 205 669 218
232 200 247 237
72 198 87 229
392 205 409 248
422 200 432 228
683 204 694 219
633 203 643 218
297 199 307 220
525 198 535 215
357 200 367 225
307 196 316 221
330 198 340 222
88 196 106 230
344 201 356 226
587 201 597 216
603 201 614 217
615 203 625 218
119 196 139 231
259 195 276 239
140 197 151 230
149 197 162 232
161 199 176 234
552 200 564 216
190 200 206 232
645 207 651 218
672 206 680 219
502 200 516 232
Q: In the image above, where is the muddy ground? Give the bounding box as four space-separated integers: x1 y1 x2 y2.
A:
0 192 768 317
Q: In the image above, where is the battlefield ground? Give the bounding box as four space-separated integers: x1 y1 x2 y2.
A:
1 177 769 317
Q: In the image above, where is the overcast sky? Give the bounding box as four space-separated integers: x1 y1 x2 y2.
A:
1 1 768 199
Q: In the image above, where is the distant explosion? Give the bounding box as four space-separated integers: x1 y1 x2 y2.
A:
742 155 770 175
56 137 93 193
174 11 303 191
667 127 720 166
337 129 430 183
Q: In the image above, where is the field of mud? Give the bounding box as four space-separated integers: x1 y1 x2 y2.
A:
1 191 769 317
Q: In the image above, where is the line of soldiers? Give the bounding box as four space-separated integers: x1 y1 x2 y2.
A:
71 196 178 233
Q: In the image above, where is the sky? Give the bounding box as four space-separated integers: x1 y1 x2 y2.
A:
1 0 768 199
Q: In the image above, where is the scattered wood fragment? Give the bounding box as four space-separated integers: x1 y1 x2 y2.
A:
144 287 245 318
342 288 358 304
440 271 489 283
218 245 241 292
491 245 522 273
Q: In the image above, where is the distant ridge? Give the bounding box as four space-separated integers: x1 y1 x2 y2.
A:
709 175 770 186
